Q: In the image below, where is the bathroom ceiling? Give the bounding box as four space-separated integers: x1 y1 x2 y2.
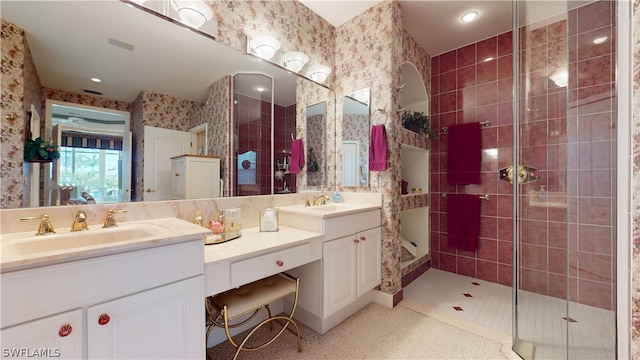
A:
300 0 587 56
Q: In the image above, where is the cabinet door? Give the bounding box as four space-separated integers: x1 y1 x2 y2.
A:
323 236 357 317
172 157 186 199
356 227 382 297
1 309 82 359
186 158 219 199
87 276 204 359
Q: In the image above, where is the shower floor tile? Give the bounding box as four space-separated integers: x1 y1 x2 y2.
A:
401 269 615 360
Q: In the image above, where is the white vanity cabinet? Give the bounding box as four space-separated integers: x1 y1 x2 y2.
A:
87 276 202 359
171 154 220 199
286 208 382 334
1 310 83 359
323 226 381 317
1 240 205 359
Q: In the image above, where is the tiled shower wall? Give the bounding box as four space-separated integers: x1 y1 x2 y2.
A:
430 0 616 310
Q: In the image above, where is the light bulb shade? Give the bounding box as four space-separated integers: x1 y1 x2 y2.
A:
170 0 213 29
250 36 281 60
282 51 309 72
307 64 332 83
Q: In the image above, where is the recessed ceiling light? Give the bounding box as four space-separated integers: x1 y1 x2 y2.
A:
461 11 478 23
593 36 608 44
91 78 102 83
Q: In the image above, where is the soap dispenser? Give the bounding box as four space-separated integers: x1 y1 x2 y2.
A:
538 185 547 202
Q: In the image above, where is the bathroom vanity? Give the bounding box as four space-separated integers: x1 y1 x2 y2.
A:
1 218 209 359
276 203 382 334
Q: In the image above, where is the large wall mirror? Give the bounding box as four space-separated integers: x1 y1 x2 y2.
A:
1 0 334 209
341 89 370 188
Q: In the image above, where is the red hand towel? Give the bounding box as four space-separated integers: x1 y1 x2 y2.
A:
369 124 388 171
447 122 481 185
289 139 305 174
447 194 480 252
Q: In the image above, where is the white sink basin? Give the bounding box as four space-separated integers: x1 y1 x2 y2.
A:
276 203 380 218
2 223 168 257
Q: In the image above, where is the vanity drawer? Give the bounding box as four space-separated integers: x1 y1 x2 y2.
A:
323 210 381 241
230 243 312 287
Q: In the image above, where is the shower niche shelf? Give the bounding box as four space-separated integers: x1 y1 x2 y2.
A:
400 144 429 202
400 207 430 269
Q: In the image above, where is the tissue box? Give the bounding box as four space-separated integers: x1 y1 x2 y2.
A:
260 209 279 232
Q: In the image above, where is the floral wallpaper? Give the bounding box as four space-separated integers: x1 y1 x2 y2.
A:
1 19 27 209
210 0 335 89
335 1 404 295
131 90 201 201
197 76 231 196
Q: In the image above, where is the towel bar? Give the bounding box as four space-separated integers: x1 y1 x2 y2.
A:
441 193 490 201
440 121 490 134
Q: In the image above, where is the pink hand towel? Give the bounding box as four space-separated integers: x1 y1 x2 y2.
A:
447 122 481 184
369 124 388 171
447 194 480 252
289 139 305 174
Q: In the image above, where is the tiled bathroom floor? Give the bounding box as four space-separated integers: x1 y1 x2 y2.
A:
401 269 615 359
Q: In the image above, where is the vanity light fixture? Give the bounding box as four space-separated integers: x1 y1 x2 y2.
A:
282 51 309 73
307 64 332 84
549 69 568 87
461 11 478 23
249 36 281 60
169 0 213 29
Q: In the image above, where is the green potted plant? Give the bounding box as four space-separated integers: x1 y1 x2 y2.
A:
401 110 438 139
24 137 60 162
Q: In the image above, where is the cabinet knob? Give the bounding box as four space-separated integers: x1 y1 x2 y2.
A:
354 239 360 244
360 236 366 241
145 188 156 193
98 313 111 326
58 323 73 337
175 173 180 176
276 260 284 267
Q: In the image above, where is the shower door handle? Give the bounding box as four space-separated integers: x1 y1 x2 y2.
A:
499 165 538 184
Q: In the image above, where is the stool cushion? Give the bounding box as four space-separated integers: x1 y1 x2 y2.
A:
211 274 297 320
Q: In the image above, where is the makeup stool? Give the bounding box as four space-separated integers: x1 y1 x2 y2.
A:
205 273 302 360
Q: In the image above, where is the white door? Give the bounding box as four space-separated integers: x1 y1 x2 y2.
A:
342 141 359 187
356 227 382 297
87 276 204 359
1 309 83 359
143 126 191 201
323 236 357 317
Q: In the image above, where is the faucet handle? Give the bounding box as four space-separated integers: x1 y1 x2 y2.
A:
20 214 56 235
71 211 89 232
103 210 127 228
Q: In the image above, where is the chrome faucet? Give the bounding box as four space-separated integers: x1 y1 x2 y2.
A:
103 210 127 228
312 194 330 206
20 214 56 235
71 211 89 231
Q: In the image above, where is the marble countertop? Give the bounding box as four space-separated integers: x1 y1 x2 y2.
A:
204 226 323 264
1 218 210 273
275 202 381 218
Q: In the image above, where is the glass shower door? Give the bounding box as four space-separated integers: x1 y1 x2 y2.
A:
513 1 617 359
